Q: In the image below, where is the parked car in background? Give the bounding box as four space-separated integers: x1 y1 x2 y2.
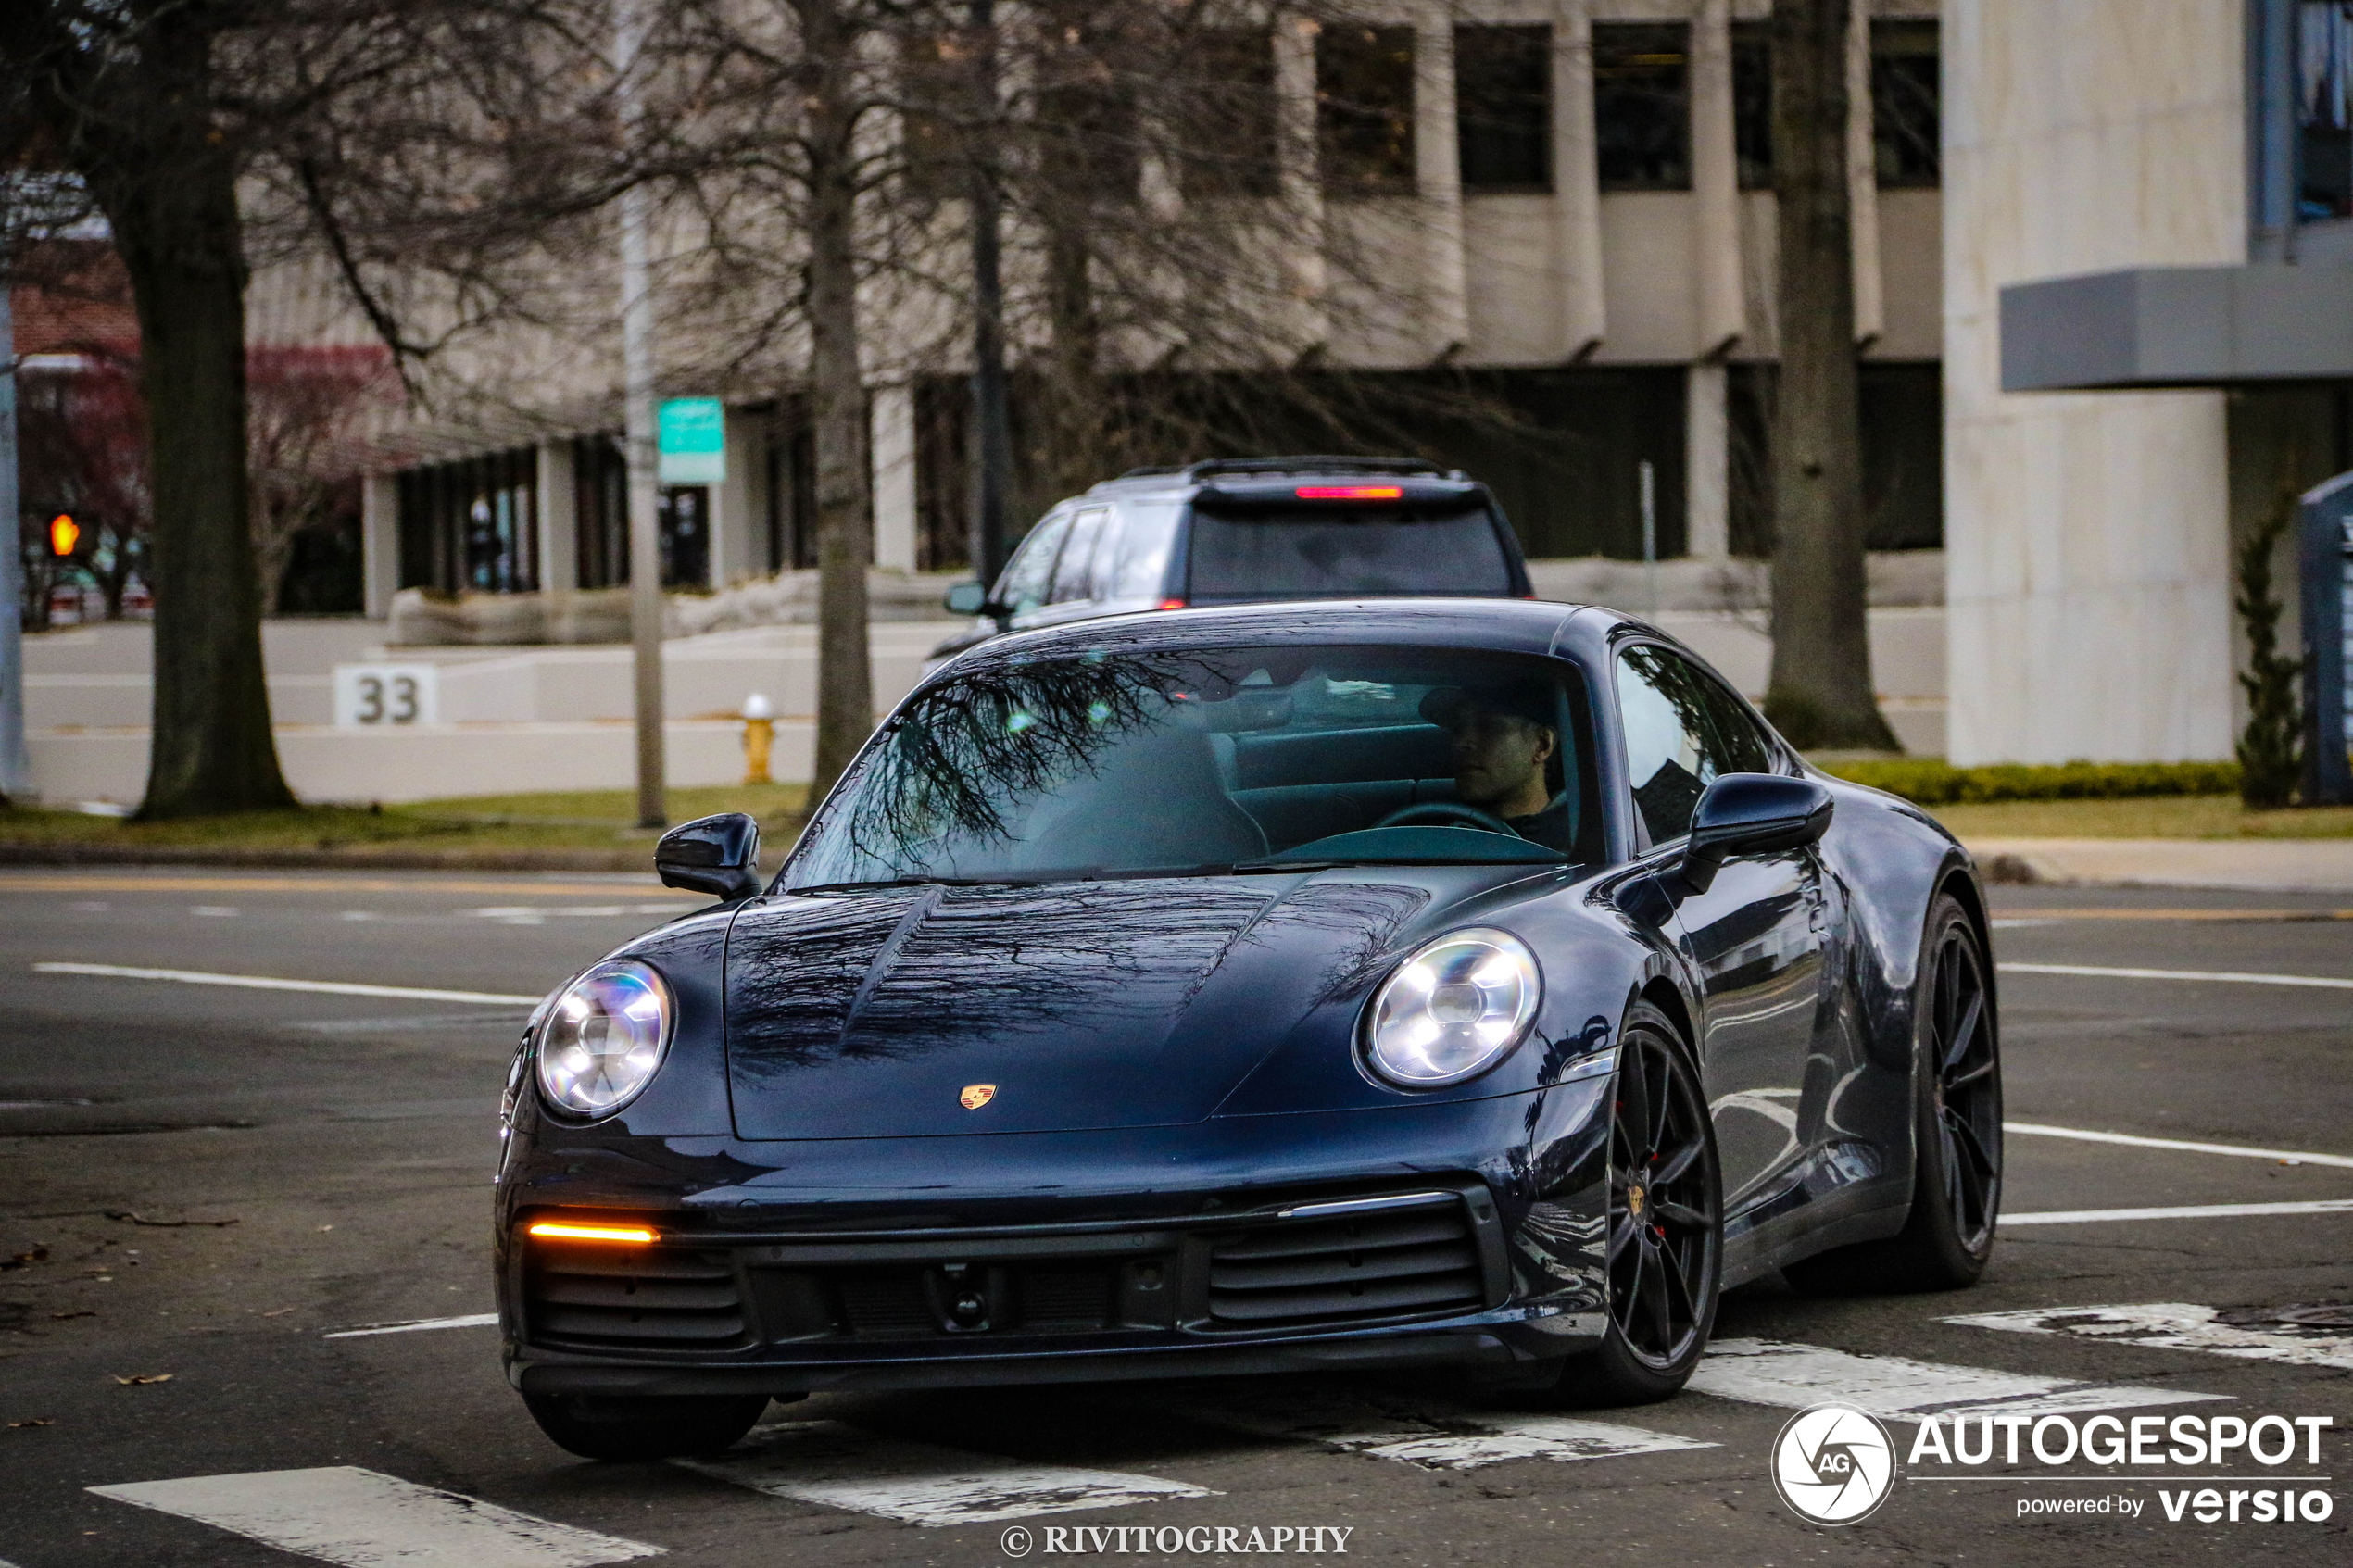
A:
929 457 1534 667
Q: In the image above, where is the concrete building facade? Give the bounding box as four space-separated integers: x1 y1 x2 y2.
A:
1957 0 2353 765
348 0 1950 647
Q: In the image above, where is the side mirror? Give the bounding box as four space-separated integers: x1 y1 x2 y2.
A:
1680 774 1833 895
655 811 762 902
943 581 992 616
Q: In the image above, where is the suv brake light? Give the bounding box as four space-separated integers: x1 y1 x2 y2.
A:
1295 485 1403 499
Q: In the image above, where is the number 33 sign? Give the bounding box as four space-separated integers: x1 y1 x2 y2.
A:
333 663 440 727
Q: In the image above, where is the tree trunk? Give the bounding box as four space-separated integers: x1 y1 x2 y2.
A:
106 109 296 816
800 0 875 806
1764 0 1896 752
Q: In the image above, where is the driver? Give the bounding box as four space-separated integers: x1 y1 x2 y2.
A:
1420 686 1577 854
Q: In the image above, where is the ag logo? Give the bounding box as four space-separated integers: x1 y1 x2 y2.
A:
1770 1404 1896 1524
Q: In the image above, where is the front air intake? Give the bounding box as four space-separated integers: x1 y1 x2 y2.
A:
523 1240 747 1348
1204 1197 1485 1327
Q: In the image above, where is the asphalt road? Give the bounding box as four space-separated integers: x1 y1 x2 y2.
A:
1 870 2349 1566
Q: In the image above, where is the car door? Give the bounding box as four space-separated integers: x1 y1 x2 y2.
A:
1615 642 1826 1213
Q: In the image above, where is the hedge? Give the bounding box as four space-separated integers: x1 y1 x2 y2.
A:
1818 759 2241 807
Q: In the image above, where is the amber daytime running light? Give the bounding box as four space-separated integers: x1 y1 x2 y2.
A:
526 1221 659 1244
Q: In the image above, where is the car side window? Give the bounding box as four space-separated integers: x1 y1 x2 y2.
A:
1616 644 1771 845
995 511 1073 615
1110 503 1180 599
1050 508 1113 604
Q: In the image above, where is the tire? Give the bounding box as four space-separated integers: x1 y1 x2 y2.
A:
522 1392 772 1461
1550 1001 1723 1407
1783 889 2002 1294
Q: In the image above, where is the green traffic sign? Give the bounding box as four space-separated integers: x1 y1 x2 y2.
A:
658 397 725 484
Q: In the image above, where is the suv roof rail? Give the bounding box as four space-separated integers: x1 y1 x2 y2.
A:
1113 455 1458 483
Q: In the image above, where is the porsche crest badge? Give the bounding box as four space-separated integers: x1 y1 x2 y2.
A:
959 1084 997 1110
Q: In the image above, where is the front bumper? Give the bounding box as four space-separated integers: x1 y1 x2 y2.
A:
497 1085 1615 1396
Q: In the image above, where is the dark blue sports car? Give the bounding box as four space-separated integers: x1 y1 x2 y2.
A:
495 599 2002 1460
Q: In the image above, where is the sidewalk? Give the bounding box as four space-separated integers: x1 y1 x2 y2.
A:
1969 837 2353 895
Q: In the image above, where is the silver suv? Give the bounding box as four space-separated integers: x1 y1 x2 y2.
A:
934 457 1534 664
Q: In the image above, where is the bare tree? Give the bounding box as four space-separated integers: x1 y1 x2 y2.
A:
246 345 396 612
1763 0 1896 751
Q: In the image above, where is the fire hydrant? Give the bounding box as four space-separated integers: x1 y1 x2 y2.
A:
741 692 775 784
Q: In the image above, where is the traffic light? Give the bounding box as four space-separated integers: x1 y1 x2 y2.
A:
48 515 79 557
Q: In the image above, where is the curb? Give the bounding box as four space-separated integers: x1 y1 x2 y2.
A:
0 842 648 873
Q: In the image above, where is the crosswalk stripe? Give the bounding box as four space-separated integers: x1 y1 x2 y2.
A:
87 1466 661 1567
1686 1337 2223 1422
1141 1386 1714 1471
1945 1302 2353 1371
2004 1198 2353 1224
675 1421 1215 1526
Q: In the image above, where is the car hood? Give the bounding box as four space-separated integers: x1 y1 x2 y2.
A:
722 872 1492 1138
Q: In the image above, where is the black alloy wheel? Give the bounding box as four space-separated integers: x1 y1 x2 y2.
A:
1553 1001 1722 1406
1785 890 2003 1294
1927 903 2002 1255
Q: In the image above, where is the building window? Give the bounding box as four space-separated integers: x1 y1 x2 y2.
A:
1871 19 1939 189
1593 23 1691 192
397 447 538 595
1456 25 1552 193
1728 363 1944 556
1317 25 1416 194
658 487 709 587
1181 30 1280 198
1037 29 1141 204
2302 3 2353 219
1731 20 1772 189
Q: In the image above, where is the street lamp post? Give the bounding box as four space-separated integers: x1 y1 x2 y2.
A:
0 283 26 799
616 0 665 830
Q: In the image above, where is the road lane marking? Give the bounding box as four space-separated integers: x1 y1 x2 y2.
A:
32 962 539 1006
1945 1303 2353 1370
2005 1121 2353 1169
89 1466 661 1566
324 1313 500 1339
0 875 693 896
2003 1199 2353 1225
1142 1386 1713 1470
2000 961 2353 990
1686 1338 2221 1421
1995 908 2353 922
676 1420 1214 1525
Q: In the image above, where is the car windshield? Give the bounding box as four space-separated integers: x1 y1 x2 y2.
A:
1184 501 1514 602
785 644 1602 889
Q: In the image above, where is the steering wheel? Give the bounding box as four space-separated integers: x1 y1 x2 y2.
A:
1373 801 1520 837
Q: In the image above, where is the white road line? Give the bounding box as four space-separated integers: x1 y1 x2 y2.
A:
2005 1121 2353 1169
1945 1302 2353 1371
2000 961 2353 991
33 962 539 1007
2004 1198 2353 1225
324 1312 500 1340
1686 1338 2221 1422
1147 1387 1712 1471
89 1466 661 1567
676 1420 1214 1526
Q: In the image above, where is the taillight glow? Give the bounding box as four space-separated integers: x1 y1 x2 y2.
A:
527 1221 658 1244
1157 596 1187 610
1296 485 1403 499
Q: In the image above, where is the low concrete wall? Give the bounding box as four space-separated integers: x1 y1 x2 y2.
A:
388 570 967 646
30 720 807 808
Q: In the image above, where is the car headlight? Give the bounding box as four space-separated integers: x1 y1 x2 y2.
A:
1364 928 1541 1087
535 960 673 1118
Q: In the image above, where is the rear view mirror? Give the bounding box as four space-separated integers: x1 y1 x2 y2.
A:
944 581 990 616
655 811 762 902
1680 774 1833 895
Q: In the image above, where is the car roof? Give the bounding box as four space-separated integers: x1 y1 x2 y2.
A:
936 597 1612 672
1076 456 1467 503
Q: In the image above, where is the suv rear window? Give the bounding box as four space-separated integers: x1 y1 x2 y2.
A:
1184 500 1515 603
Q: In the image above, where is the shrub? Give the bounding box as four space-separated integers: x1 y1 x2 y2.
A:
1819 758 2241 807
